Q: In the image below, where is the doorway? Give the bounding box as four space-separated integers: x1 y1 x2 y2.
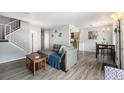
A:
41 29 45 50
0 25 5 40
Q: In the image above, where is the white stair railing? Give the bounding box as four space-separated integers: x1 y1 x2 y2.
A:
0 20 28 53
6 20 20 35
0 20 20 40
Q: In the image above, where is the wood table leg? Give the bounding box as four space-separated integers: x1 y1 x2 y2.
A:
44 59 46 70
33 62 35 76
26 58 28 67
96 49 97 58
96 49 98 58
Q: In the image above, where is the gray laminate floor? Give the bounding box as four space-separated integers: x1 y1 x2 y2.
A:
0 52 114 80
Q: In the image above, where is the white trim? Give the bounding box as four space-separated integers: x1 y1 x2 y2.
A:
0 57 25 64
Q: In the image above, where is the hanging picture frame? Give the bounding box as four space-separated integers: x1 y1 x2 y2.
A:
58 33 62 37
88 31 98 40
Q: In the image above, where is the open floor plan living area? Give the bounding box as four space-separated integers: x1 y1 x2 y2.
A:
0 12 124 80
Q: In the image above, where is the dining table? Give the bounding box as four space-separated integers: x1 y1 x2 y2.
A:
96 43 115 62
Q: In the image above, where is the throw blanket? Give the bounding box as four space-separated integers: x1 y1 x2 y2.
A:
48 53 61 69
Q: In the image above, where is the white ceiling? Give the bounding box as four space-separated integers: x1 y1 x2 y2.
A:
0 12 114 28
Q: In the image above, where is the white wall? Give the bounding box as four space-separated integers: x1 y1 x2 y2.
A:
29 24 41 52
49 25 70 49
7 21 30 52
69 24 79 33
112 21 117 45
7 21 41 53
79 24 113 52
112 20 119 67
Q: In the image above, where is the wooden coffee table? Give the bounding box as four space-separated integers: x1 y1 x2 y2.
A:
26 53 48 76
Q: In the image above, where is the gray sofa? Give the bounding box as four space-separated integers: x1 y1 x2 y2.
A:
63 46 77 71
38 44 77 71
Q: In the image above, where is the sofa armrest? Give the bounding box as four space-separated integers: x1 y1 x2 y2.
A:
64 48 77 71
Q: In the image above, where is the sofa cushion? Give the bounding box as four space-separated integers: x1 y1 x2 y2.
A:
53 44 61 52
37 50 55 58
58 46 65 54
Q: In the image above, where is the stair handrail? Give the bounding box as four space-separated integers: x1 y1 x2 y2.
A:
6 19 18 25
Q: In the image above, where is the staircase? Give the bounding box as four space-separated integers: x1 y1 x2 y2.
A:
0 19 27 63
0 20 20 42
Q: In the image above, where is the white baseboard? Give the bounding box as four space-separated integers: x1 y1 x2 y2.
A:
0 57 25 64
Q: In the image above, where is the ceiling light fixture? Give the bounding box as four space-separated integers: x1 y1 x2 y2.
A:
111 12 124 21
24 12 30 15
